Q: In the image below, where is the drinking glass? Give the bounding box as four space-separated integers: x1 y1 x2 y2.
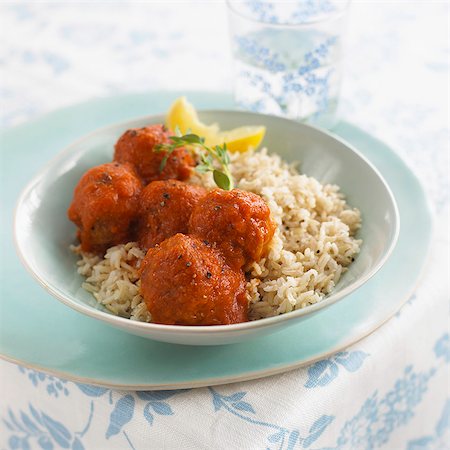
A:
227 0 350 128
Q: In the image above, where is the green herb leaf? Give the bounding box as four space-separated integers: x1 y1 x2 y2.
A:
154 131 234 189
159 154 169 172
200 152 213 166
222 142 230 164
213 170 232 190
195 164 210 174
178 134 204 144
168 136 185 145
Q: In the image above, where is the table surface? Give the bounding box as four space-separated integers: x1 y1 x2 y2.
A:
1 2 449 450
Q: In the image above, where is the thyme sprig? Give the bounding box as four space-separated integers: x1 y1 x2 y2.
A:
155 129 234 190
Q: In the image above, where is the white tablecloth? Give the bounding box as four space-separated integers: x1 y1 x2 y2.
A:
1 2 449 449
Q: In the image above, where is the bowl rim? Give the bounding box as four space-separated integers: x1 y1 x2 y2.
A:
14 109 400 335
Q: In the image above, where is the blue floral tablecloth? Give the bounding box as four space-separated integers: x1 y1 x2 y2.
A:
1 2 449 449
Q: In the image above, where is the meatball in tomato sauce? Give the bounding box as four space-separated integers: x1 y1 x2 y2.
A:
140 234 248 325
68 162 142 254
137 180 206 250
114 124 194 184
189 189 276 269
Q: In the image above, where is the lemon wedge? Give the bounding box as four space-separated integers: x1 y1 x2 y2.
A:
218 126 266 153
166 97 219 146
166 97 265 152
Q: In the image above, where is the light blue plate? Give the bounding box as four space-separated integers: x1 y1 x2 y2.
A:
0 92 432 389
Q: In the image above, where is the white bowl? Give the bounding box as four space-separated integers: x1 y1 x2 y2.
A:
14 110 399 345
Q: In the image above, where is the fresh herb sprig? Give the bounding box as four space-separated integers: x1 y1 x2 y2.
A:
155 130 234 190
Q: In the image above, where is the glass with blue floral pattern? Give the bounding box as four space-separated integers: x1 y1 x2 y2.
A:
227 0 350 128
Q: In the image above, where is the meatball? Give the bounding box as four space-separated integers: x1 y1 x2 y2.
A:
114 124 194 184
137 180 206 250
189 189 276 269
140 234 248 325
68 162 142 253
